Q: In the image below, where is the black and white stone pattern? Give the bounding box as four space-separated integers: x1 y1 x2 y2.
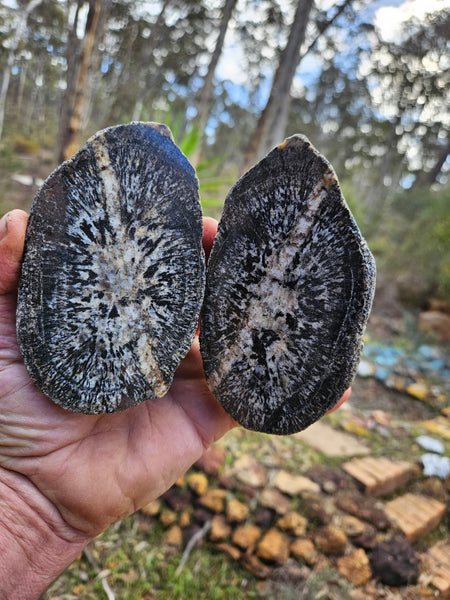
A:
200 135 376 435
17 122 205 413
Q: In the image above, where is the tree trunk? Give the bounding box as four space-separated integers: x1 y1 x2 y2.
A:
58 0 103 163
240 0 314 174
16 58 28 117
80 0 111 131
104 17 139 124
191 0 238 165
0 0 43 139
413 139 450 188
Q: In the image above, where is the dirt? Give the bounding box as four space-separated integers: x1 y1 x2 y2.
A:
350 377 436 422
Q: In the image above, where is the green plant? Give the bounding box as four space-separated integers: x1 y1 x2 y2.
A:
370 186 450 305
154 107 233 217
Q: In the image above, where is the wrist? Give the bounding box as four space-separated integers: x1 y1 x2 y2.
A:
0 467 90 599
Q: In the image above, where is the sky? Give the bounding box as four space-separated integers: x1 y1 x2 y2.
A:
374 0 449 40
216 0 449 87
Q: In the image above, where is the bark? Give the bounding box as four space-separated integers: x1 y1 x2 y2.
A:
240 0 314 174
16 58 28 117
0 0 43 139
413 139 450 188
191 0 238 166
80 0 111 130
58 0 103 163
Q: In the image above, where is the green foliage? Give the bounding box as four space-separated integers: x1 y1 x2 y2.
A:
0 140 23 214
157 107 230 216
339 179 368 235
372 186 450 304
0 139 22 173
177 126 201 160
43 516 259 599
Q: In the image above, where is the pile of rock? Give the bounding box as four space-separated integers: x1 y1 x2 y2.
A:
140 445 449 596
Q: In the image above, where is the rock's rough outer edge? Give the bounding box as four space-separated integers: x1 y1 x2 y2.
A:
17 121 205 414
200 134 376 435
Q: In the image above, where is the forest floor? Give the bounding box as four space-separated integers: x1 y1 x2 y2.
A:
0 147 54 215
41 309 450 600
3 147 449 600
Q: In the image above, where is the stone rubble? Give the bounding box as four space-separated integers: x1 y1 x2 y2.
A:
137 369 449 598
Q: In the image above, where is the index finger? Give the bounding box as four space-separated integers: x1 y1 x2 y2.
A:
0 210 28 295
202 216 218 263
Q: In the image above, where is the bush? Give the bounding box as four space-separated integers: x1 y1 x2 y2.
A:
13 135 41 155
372 186 450 305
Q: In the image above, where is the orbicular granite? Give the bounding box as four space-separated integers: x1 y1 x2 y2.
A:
17 122 205 413
200 135 376 435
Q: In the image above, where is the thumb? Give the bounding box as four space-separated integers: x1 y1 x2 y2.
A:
0 210 29 295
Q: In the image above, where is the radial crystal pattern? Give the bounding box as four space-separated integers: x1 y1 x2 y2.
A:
200 135 376 434
17 122 205 413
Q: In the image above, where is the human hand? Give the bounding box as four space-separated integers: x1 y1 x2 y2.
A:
0 210 349 598
0 211 234 597
0 211 236 533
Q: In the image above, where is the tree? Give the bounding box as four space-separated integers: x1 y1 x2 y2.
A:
240 0 313 174
130 0 171 122
240 0 353 173
191 0 238 165
58 0 107 163
364 7 450 190
415 140 450 188
100 0 212 127
0 0 43 139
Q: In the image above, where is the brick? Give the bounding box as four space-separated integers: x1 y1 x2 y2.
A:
342 456 415 496
422 540 450 593
296 422 370 456
384 493 446 542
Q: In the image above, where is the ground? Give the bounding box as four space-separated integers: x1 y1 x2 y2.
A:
42 314 449 600
3 148 449 600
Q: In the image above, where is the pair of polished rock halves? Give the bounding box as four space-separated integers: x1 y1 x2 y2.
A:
17 122 376 435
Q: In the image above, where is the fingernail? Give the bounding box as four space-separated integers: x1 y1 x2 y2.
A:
0 212 9 242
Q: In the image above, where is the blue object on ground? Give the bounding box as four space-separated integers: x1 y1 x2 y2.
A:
415 435 445 454
421 454 450 479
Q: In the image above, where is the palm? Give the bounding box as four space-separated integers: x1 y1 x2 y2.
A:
0 212 233 536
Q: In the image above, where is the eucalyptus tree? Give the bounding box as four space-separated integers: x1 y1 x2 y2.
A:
99 0 213 127
191 0 238 165
0 0 44 138
58 0 109 162
240 0 355 174
286 2 449 239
